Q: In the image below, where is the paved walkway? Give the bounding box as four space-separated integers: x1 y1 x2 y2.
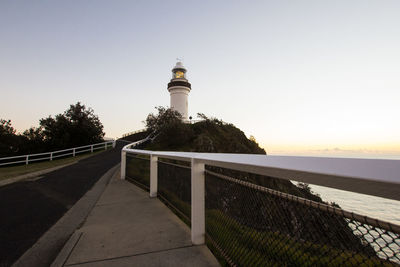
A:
52 169 220 267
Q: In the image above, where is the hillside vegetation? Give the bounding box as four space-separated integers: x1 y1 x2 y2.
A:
145 107 265 154
144 107 320 201
135 107 380 266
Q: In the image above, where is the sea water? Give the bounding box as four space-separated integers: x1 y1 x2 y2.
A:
296 154 400 262
274 152 400 225
309 184 400 226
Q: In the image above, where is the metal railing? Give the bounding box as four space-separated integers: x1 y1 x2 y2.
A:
0 140 116 167
121 146 400 265
121 129 146 138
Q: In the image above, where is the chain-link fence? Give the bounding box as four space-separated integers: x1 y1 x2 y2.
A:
125 154 150 191
205 168 400 266
124 155 400 266
157 160 191 225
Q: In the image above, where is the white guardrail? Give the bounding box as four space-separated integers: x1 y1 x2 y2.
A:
121 129 146 138
121 142 400 246
0 140 116 167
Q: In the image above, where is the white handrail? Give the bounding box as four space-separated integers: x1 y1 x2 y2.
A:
0 140 116 167
121 129 147 138
120 137 151 180
124 149 400 201
122 148 400 246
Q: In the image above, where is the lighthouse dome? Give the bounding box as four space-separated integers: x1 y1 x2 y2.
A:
171 61 188 80
172 61 187 72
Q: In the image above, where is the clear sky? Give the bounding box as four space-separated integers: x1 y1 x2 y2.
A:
1 1 399 158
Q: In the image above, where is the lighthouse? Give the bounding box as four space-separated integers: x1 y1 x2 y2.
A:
167 61 191 121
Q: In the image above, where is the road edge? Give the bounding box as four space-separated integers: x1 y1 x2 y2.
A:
0 162 78 187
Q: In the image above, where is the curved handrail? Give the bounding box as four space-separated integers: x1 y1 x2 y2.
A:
121 147 400 250
121 129 147 138
123 148 400 201
120 136 152 179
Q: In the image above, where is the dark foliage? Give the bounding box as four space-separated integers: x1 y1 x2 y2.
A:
142 107 328 202
141 108 383 266
0 102 104 157
145 107 265 154
0 119 29 156
145 106 183 133
39 102 104 149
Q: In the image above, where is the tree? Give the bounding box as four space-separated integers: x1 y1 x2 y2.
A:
22 127 45 154
249 135 257 143
144 107 195 150
0 119 26 156
145 106 183 133
0 119 16 136
0 103 105 156
196 113 208 120
39 102 105 149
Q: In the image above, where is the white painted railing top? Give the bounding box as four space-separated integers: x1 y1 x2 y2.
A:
120 137 152 181
121 129 146 138
0 140 116 167
124 148 400 201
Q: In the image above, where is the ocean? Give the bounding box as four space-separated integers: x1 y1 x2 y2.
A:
309 184 400 226
273 152 400 225
290 154 400 262
278 153 400 264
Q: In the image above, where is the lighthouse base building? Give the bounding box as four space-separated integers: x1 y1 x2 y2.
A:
167 61 191 121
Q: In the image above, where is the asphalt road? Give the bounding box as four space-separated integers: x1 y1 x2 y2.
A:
0 141 126 267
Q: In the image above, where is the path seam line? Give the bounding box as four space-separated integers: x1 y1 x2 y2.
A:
61 232 83 267
65 244 195 266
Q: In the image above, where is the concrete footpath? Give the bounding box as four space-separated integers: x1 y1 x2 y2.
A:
51 168 220 267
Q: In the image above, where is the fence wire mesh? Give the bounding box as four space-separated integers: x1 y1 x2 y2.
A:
205 168 400 267
124 154 399 266
157 160 191 224
125 154 150 191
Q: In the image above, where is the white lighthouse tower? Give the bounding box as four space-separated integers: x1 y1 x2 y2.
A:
167 61 191 121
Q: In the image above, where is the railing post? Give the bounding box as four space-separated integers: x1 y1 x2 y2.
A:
121 150 126 179
105 142 107 150
113 140 116 148
50 152 53 161
73 148 76 157
191 158 205 245
150 155 158 198
91 145 93 153
26 155 29 165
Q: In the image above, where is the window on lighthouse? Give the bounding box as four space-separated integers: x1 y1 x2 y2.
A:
175 71 184 78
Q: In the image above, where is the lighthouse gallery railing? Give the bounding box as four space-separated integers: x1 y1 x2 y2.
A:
121 143 400 266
